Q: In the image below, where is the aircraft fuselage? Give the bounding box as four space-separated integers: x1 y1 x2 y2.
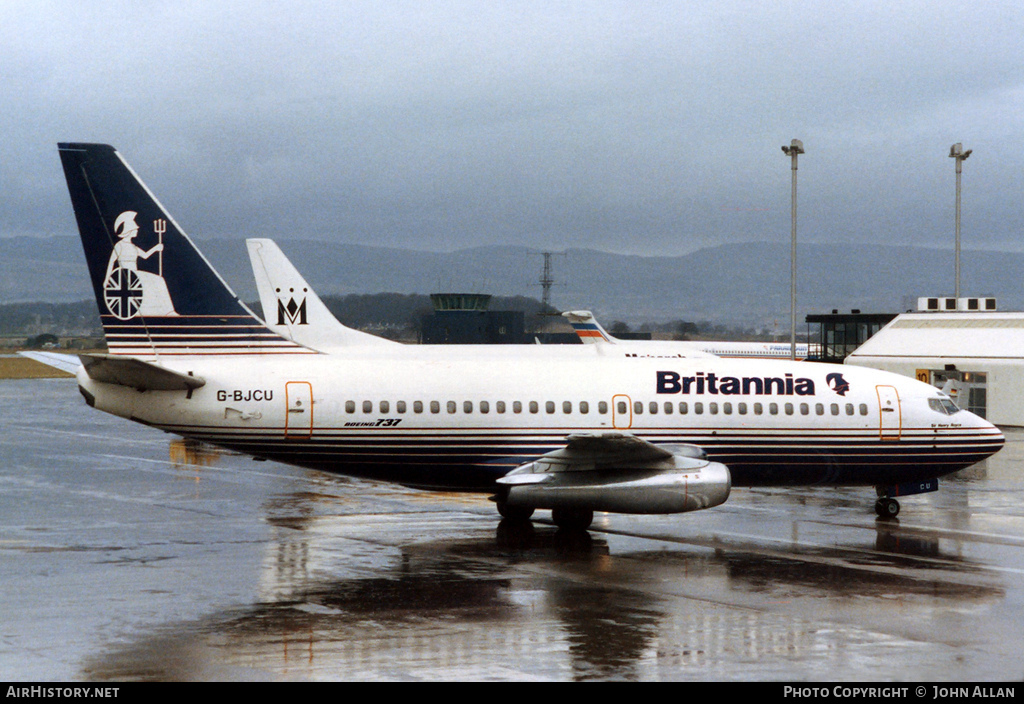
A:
78 347 1003 491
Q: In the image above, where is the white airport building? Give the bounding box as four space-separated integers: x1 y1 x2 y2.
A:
845 298 1024 426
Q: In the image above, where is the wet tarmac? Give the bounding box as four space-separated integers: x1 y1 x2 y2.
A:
2 378 1024 681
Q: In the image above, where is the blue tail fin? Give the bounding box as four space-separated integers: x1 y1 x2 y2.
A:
57 143 310 357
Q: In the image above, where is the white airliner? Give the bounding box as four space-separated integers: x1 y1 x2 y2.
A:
564 310 812 359
48 143 1004 529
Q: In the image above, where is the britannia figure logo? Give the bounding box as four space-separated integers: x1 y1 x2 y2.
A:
102 211 178 319
826 372 850 396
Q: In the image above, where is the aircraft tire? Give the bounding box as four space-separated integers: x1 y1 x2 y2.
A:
496 501 534 522
551 507 594 531
875 497 900 518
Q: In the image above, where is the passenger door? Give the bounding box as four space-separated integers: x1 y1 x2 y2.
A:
285 381 313 438
876 385 901 441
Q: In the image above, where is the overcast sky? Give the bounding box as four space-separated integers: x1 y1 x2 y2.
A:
3 1 1023 256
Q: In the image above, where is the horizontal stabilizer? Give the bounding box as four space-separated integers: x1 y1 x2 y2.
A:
18 351 81 374
79 353 206 391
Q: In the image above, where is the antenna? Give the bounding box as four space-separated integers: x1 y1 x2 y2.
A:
537 251 566 311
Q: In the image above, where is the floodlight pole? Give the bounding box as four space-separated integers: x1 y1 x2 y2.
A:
781 139 804 361
949 143 971 300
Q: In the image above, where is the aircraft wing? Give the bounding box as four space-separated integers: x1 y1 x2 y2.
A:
497 431 730 514
18 351 82 374
78 353 206 392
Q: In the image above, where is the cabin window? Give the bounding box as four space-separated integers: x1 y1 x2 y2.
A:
414 401 424 414
380 401 390 413
664 402 673 415
580 401 590 414
447 401 457 414
738 403 747 415
513 401 522 414
430 401 440 414
546 401 556 414
753 403 762 415
769 403 779 415
397 401 406 414
463 401 473 413
694 402 704 414
363 400 373 414
529 401 539 414
723 402 733 415
634 401 644 415
679 401 688 414
496 401 506 414
800 403 809 415
815 403 824 415
563 401 572 414
859 404 869 415
345 400 356 413
845 403 854 415
709 402 719 415
597 401 607 414
649 402 658 414
830 403 839 415
480 401 489 414
785 403 794 415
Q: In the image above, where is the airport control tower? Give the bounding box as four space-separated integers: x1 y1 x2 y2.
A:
419 293 526 344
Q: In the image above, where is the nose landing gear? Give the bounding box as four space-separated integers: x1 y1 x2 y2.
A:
874 496 900 518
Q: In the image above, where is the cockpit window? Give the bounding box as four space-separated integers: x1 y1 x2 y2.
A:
929 397 961 415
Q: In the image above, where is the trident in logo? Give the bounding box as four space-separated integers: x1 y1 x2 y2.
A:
153 218 166 276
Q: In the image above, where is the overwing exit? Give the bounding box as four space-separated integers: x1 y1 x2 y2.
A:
49 143 1004 529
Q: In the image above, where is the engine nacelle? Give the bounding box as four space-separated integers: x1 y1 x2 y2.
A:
498 447 731 515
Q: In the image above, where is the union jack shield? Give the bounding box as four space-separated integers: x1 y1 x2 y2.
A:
103 266 143 320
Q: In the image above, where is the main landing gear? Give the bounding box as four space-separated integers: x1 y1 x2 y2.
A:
494 496 594 531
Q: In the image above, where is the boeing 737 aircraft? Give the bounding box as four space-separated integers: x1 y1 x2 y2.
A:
564 310 812 359
51 143 1004 529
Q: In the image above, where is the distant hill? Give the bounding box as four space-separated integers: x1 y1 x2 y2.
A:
2 236 1020 327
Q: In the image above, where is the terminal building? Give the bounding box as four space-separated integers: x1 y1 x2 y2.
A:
844 297 1024 426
